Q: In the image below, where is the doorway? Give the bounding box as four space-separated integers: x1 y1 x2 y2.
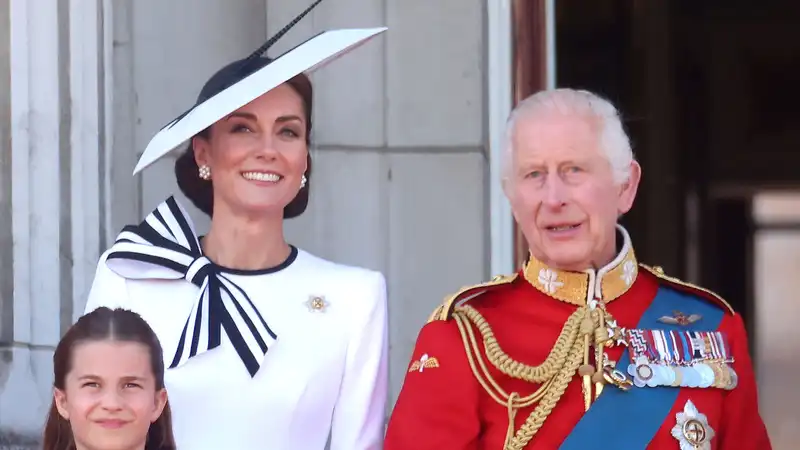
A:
513 1 800 446
547 0 800 329
751 192 800 445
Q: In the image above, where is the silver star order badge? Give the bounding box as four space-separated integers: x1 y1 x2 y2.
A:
305 295 329 312
671 400 714 450
605 320 627 346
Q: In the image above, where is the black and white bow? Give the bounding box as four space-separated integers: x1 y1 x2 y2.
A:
105 196 277 377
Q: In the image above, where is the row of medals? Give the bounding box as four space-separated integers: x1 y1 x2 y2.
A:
599 323 739 392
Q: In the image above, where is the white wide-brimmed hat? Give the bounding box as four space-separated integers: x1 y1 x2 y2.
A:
133 0 386 175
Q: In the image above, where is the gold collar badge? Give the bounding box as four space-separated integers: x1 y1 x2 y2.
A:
522 225 639 306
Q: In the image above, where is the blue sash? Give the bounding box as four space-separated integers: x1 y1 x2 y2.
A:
559 286 726 449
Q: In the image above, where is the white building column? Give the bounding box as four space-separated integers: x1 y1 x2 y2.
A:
0 0 15 398
487 0 514 277
69 0 106 322
269 0 489 414
0 0 109 438
5 0 67 433
486 0 557 273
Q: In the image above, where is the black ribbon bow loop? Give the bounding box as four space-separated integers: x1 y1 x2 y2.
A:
105 196 277 377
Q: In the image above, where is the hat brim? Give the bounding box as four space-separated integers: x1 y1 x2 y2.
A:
133 27 388 175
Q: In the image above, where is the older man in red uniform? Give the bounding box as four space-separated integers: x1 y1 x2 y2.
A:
384 89 771 449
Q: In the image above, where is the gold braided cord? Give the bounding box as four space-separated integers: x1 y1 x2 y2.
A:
457 305 596 383
594 310 607 398
505 338 585 450
453 304 614 449
453 313 556 447
453 313 554 408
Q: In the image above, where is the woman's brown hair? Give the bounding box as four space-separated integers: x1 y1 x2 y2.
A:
42 307 176 450
175 56 314 219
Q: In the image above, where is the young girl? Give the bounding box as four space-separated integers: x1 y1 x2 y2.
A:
42 307 176 450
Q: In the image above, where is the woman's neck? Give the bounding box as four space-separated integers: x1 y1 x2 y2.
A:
202 208 291 271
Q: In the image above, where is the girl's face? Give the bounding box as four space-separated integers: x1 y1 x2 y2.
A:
54 341 167 450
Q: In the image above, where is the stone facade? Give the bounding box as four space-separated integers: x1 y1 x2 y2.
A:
0 0 512 440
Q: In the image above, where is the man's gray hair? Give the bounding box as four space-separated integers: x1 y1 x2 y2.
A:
502 89 635 184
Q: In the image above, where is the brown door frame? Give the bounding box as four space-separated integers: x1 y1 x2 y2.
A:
512 0 550 267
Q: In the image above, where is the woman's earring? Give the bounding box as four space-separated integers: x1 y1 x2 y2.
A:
300 174 307 189
198 165 211 180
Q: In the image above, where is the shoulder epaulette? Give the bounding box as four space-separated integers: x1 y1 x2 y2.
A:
427 273 518 323
639 264 734 315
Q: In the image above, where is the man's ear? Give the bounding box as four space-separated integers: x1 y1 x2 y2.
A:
617 161 641 215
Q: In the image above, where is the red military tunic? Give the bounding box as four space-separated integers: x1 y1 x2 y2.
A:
384 232 770 449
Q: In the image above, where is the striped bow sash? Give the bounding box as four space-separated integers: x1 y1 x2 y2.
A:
105 196 277 377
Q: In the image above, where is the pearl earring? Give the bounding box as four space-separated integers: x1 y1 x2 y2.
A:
198 165 211 180
300 174 307 188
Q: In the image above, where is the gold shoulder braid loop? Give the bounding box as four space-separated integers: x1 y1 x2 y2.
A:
453 304 615 449
428 274 519 323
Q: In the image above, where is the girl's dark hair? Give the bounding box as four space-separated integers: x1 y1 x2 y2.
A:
42 307 176 450
175 56 314 219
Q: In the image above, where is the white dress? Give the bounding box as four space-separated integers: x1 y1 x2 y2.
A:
83 197 389 450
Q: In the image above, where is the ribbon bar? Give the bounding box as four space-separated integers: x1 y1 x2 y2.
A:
623 328 737 390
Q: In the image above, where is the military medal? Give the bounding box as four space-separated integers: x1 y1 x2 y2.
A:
602 359 633 391
727 367 739 389
695 363 715 388
711 363 727 389
670 366 683 387
628 355 655 388
617 326 736 391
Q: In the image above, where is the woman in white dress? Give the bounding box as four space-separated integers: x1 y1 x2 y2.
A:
83 2 389 449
